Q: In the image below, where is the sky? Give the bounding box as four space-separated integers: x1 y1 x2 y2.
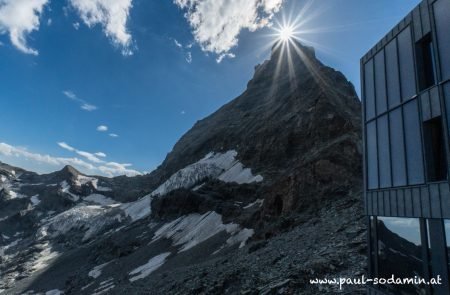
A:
0 0 420 177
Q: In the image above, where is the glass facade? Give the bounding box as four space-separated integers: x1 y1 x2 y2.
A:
363 1 450 294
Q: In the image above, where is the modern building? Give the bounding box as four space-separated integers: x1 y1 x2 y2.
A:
361 0 450 294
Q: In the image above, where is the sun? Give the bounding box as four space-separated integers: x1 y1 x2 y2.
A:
278 25 295 41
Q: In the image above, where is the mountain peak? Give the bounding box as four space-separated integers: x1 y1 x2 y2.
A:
60 165 81 176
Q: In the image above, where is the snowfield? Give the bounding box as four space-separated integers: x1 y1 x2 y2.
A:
152 211 254 252
150 150 263 197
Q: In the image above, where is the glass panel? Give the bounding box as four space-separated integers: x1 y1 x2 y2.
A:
367 121 378 189
370 216 377 278
378 115 391 188
386 39 401 108
398 27 417 101
444 220 450 284
403 100 425 184
434 0 450 81
365 59 376 120
375 49 387 114
377 217 424 295
390 108 407 187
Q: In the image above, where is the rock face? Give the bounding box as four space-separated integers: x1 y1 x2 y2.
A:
0 41 364 295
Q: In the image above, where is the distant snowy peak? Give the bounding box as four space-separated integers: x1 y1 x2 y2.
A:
150 150 263 197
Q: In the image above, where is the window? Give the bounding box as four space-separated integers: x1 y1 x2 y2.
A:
423 116 447 182
377 217 425 295
416 34 436 91
444 220 450 283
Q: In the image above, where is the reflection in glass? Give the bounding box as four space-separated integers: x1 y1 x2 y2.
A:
444 220 450 285
377 217 424 294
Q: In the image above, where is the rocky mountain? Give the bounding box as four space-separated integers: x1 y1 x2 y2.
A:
0 40 365 295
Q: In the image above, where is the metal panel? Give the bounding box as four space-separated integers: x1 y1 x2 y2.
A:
397 189 405 217
367 121 379 189
405 189 414 216
420 1 431 35
412 187 422 216
433 0 450 81
384 191 391 216
378 115 392 188
398 27 417 101
421 186 431 218
430 86 441 118
386 39 401 109
390 190 398 216
429 184 442 218
389 108 407 186
439 183 450 218
413 6 423 41
378 191 384 215
404 100 425 185
421 91 431 121
375 50 387 114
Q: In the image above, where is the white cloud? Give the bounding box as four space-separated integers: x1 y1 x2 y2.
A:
95 152 106 157
69 0 134 56
109 133 119 138
73 22 80 30
63 90 98 112
174 0 283 57
97 125 108 132
58 142 75 152
58 141 104 163
185 51 192 63
0 141 141 177
174 38 182 48
216 52 235 63
0 0 48 55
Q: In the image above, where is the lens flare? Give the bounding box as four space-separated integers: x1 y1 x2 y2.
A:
278 25 295 41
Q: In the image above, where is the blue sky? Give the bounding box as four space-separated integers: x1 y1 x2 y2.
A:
0 0 420 176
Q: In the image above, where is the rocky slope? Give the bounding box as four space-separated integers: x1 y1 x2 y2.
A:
0 40 364 295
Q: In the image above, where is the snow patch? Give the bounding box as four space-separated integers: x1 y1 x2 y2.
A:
120 195 152 222
243 199 264 209
129 252 171 282
150 150 263 197
96 186 112 192
83 194 117 206
37 205 119 241
152 211 253 252
76 175 98 189
30 194 41 206
45 290 63 295
60 181 80 202
88 261 112 279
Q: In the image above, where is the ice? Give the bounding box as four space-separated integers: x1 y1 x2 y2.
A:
76 175 98 189
88 261 112 279
30 194 41 206
150 150 263 197
120 195 152 222
152 211 254 252
45 289 62 295
243 199 264 209
92 278 114 295
128 252 171 282
37 205 119 241
96 186 112 192
83 194 117 206
2 234 9 240
32 242 60 272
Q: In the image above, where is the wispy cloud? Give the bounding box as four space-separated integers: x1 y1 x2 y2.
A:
95 152 106 157
172 38 193 63
0 0 49 55
97 125 108 132
69 0 134 56
63 90 98 112
58 141 103 163
109 133 119 138
174 0 283 61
